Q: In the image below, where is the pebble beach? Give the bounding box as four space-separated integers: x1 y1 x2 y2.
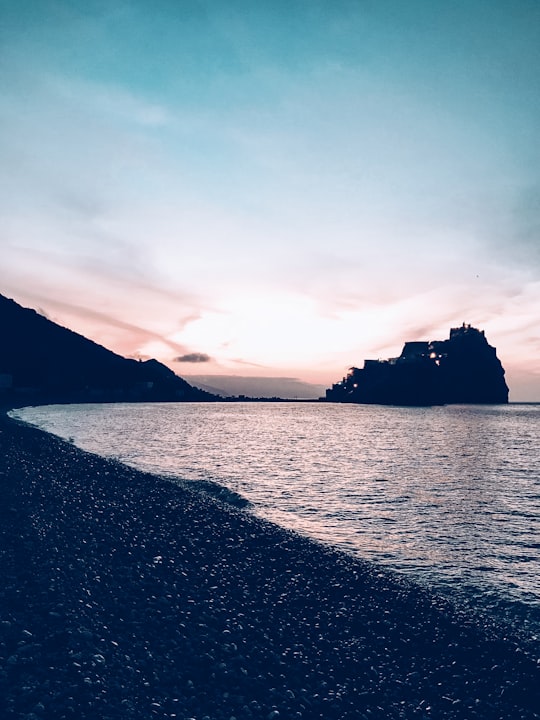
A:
1 410 539 720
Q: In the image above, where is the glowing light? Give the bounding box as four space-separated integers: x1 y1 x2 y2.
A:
169 291 387 372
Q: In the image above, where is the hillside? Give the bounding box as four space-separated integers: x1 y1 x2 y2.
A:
0 294 216 404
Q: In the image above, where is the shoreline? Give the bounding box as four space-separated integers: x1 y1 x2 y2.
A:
1 410 539 719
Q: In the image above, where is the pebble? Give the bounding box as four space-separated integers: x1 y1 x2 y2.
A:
0 412 539 720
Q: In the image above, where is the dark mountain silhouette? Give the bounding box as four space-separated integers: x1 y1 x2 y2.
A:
0 294 217 404
326 323 509 406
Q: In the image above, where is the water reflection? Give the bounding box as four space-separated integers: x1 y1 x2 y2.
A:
12 401 540 640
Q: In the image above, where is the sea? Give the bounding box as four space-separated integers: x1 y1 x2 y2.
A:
10 401 540 651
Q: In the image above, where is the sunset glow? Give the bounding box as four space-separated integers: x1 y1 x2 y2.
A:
1 1 539 399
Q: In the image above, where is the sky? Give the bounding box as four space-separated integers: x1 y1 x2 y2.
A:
1 0 540 400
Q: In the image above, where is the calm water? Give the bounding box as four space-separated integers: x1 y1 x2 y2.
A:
11 401 540 646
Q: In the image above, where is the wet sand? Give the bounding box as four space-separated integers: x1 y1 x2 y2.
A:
0 410 538 719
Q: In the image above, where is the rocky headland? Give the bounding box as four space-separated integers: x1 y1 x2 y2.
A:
1 411 538 720
326 324 509 406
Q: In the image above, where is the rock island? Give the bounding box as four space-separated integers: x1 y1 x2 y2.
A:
326 324 509 406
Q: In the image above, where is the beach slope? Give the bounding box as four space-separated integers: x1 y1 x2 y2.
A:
0 412 538 719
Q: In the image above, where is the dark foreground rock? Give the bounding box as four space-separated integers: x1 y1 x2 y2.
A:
0 412 538 720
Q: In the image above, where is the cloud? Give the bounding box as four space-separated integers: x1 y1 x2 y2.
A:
52 76 173 128
6 289 192 356
174 353 212 363
229 357 269 368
